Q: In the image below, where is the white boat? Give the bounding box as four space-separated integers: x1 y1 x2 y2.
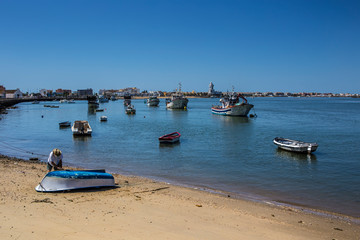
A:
273 137 318 153
68 99 75 103
72 120 92 136
166 83 188 109
146 96 160 106
126 105 136 114
211 93 253 116
59 99 68 103
100 116 108 121
35 170 115 192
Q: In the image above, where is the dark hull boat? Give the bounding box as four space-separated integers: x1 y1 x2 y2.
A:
35 170 115 192
159 132 181 143
59 121 71 128
273 137 318 153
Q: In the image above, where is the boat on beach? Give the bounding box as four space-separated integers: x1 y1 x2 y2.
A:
159 132 181 143
166 84 188 109
35 170 115 192
211 93 253 116
59 121 71 128
72 120 92 136
146 96 160 106
273 137 318 153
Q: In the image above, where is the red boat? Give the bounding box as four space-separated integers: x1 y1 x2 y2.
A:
159 132 181 143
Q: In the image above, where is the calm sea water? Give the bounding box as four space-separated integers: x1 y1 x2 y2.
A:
0 97 359 218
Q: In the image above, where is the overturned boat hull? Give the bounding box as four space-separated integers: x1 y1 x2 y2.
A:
35 170 115 192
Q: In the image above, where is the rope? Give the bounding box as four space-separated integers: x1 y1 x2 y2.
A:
0 140 48 157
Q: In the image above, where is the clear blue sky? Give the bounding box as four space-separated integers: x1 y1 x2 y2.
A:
1 0 359 93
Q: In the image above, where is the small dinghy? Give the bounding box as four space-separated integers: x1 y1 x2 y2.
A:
159 132 181 143
273 137 318 153
59 121 71 128
35 170 115 192
100 116 108 121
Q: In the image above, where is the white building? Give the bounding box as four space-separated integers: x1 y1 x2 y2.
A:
5 88 23 99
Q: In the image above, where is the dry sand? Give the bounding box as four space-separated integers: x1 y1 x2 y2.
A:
0 156 359 240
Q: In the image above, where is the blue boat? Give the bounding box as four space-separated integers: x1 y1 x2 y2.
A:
35 170 115 192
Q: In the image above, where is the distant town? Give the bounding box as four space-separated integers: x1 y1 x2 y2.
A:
0 82 359 100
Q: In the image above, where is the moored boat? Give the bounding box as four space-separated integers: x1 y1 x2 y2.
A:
59 121 71 128
146 96 160 106
100 116 108 121
99 95 109 103
273 137 318 153
87 96 99 106
211 93 253 116
35 170 115 192
159 132 181 143
123 95 131 106
166 83 188 109
125 105 136 114
72 120 92 136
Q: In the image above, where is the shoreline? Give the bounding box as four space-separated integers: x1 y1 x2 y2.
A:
0 154 359 239
2 150 360 222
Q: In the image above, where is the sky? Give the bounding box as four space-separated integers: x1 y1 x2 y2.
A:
0 0 359 93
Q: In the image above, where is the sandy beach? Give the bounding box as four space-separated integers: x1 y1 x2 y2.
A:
0 155 358 240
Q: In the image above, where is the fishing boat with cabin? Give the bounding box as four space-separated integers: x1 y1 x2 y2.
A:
211 92 253 116
146 96 160 106
166 83 188 109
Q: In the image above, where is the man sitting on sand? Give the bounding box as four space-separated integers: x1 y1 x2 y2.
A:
47 148 63 172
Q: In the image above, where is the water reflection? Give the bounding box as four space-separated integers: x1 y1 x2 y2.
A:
275 148 317 162
88 105 98 115
159 141 181 148
72 135 92 142
212 115 250 125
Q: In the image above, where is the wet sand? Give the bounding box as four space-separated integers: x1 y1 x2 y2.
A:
0 155 358 240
